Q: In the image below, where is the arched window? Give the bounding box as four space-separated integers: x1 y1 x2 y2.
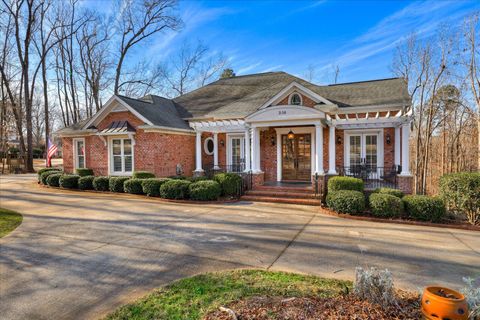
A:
204 137 214 155
289 93 302 105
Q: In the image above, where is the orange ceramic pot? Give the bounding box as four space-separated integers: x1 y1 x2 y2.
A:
421 286 469 320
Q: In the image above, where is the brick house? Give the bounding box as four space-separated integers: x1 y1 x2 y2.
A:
57 72 413 194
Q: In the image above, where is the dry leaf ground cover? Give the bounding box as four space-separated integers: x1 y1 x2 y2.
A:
105 269 420 320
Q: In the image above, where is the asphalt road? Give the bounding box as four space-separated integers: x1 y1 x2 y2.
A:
1 174 478 320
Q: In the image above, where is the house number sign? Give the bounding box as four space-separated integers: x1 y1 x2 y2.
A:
278 110 287 115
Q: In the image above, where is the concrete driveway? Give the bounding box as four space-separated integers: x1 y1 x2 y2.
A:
1 174 479 320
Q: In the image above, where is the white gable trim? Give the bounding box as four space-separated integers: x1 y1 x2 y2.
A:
246 105 325 124
259 81 334 110
82 95 153 130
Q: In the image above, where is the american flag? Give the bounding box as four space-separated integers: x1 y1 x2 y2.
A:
46 138 58 167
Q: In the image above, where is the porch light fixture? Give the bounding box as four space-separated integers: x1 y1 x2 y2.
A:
336 135 342 145
287 130 295 140
220 139 225 147
270 136 276 146
386 133 391 145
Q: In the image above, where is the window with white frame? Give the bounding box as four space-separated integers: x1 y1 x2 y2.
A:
204 137 214 155
73 138 85 169
110 138 133 174
289 93 302 105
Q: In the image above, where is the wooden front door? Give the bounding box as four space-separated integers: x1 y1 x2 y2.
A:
281 134 311 181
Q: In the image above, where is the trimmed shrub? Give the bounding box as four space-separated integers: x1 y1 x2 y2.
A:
124 178 144 194
132 171 155 179
46 173 62 187
141 178 170 197
372 187 404 199
38 168 61 182
403 195 445 222
160 179 191 199
78 175 94 190
213 173 242 197
189 180 221 201
189 176 208 183
439 172 480 225
168 175 186 180
76 168 94 177
328 176 364 192
369 193 404 218
59 174 80 189
93 176 110 191
40 170 61 185
109 176 130 193
326 190 366 214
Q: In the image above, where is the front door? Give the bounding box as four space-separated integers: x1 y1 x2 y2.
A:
282 134 311 181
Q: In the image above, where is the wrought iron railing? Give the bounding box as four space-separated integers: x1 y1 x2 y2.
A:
337 165 401 189
204 162 252 198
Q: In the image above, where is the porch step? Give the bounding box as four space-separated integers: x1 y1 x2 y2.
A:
245 190 320 199
240 195 321 206
254 185 314 194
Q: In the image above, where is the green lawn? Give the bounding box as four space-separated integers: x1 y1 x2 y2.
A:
0 208 23 238
105 269 351 320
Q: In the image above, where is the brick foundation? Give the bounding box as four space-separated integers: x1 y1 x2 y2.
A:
397 175 413 194
252 172 265 188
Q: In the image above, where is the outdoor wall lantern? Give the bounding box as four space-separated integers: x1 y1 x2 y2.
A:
336 135 342 145
287 130 295 140
386 133 391 145
220 139 225 147
270 136 276 146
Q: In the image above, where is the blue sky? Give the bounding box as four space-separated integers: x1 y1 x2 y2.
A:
86 0 479 85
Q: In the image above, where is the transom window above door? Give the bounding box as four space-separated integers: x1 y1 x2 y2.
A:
110 138 133 174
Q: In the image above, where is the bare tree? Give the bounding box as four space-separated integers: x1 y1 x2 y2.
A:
304 64 316 82
113 0 181 94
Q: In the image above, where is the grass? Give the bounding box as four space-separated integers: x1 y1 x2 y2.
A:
105 269 351 320
0 207 23 238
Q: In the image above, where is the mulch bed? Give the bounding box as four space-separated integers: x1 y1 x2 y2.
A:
204 292 421 320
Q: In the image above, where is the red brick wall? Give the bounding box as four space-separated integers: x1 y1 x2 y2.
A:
61 110 195 177
276 93 317 107
201 132 226 167
260 128 277 182
383 127 395 169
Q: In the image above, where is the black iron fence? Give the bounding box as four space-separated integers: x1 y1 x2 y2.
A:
337 165 401 189
204 163 253 198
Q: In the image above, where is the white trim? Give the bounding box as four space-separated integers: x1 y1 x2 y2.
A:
108 136 134 176
204 137 214 155
139 125 195 135
344 129 384 170
83 95 153 130
275 127 315 182
246 105 325 124
72 138 86 170
226 134 245 169
259 81 334 109
289 92 303 105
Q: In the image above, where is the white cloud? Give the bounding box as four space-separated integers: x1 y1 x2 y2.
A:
260 65 284 73
237 62 262 74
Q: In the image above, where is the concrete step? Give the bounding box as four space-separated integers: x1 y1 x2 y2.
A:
245 190 320 199
254 185 313 194
240 195 321 206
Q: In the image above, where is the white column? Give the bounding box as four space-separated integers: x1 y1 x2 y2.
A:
213 132 219 169
244 129 251 172
400 122 411 175
394 126 401 167
315 123 324 174
251 127 261 173
195 131 203 172
328 124 337 174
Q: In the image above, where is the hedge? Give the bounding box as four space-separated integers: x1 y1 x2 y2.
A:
132 171 155 179
403 195 445 222
439 172 480 225
372 187 404 199
76 168 94 177
326 190 365 214
160 179 191 199
38 168 61 182
40 170 61 185
213 173 242 197
46 173 62 187
59 174 80 189
328 176 364 192
141 178 170 197
189 176 208 183
93 176 110 191
124 179 144 194
168 175 187 180
78 175 95 190
369 193 404 218
189 180 221 201
109 176 130 193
